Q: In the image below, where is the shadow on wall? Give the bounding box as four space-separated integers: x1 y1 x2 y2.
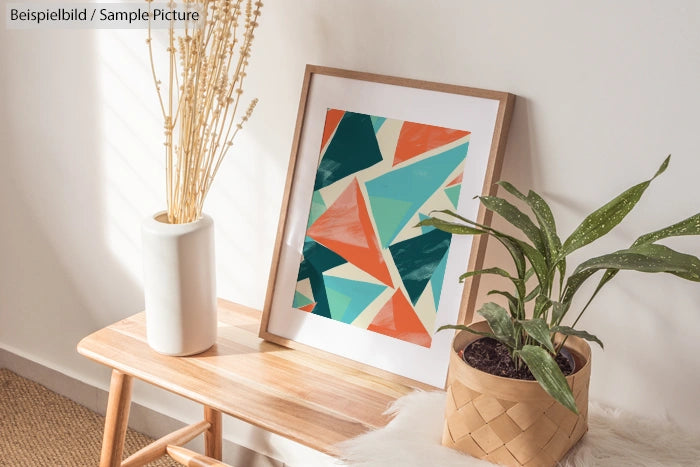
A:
0 28 144 375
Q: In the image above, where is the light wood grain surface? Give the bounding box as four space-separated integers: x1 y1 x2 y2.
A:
78 300 424 457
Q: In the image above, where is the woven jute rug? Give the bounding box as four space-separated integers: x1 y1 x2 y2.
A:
0 368 178 467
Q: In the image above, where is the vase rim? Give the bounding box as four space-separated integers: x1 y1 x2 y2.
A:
152 210 211 225
142 210 214 235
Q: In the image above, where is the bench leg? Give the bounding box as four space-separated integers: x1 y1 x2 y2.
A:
100 370 134 467
204 406 223 460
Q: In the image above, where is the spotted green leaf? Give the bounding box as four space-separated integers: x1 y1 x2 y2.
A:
477 302 516 348
519 318 555 353
498 182 563 263
415 217 485 235
632 213 700 247
559 156 670 259
436 324 495 339
479 195 545 252
551 326 604 349
517 345 578 413
533 294 552 320
572 244 700 281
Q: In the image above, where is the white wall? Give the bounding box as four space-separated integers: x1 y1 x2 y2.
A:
1 0 699 450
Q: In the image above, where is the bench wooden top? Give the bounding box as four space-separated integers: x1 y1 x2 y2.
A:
77 300 424 457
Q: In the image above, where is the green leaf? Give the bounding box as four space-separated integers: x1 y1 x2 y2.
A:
518 318 555 353
533 294 552 320
487 290 519 317
427 210 546 290
436 324 495 339
562 243 700 317
630 243 700 281
560 269 598 311
477 303 516 348
497 180 529 202
524 285 541 302
578 213 700 318
527 189 562 259
416 217 486 235
551 301 569 325
517 345 578 413
461 267 525 298
498 181 564 270
551 326 604 349
523 267 536 281
431 209 475 225
479 195 545 252
527 190 568 290
559 156 670 259
495 236 527 279
431 209 531 279
459 267 516 282
572 244 700 281
632 213 700 247
515 238 549 288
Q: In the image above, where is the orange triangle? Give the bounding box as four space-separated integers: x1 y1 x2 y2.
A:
307 178 394 287
368 290 432 347
320 109 345 152
447 173 463 187
299 303 316 313
394 122 470 166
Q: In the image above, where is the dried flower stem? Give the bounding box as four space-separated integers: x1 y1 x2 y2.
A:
147 0 262 223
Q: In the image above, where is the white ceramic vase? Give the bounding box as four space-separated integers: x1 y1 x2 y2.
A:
141 211 217 356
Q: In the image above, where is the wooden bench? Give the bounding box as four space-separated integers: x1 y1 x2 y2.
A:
77 299 428 466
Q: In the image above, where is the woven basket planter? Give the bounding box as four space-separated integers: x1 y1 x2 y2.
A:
442 321 591 467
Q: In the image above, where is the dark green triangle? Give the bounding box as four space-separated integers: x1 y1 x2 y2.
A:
388 229 453 306
314 111 383 190
296 239 348 320
297 239 347 281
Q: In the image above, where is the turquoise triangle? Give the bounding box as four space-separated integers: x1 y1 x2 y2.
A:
293 291 314 308
323 275 387 324
367 196 413 248
307 191 327 228
418 213 434 235
366 142 469 248
445 184 461 208
371 116 387 133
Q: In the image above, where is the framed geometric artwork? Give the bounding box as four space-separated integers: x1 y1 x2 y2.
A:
260 65 515 388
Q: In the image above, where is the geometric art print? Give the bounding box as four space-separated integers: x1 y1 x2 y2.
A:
293 109 471 348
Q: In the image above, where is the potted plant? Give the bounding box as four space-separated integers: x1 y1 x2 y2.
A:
141 0 262 355
418 156 700 466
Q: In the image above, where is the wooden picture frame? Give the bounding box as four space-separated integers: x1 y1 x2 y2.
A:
260 65 514 389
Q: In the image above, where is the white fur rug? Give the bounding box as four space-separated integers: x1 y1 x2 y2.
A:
337 391 700 466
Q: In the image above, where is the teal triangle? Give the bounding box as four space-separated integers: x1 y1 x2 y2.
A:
388 228 452 305
367 197 413 247
445 184 461 208
323 275 386 324
314 112 383 190
431 250 449 310
371 116 387 133
307 191 327 228
366 142 469 248
418 213 434 234
293 290 314 308
325 287 352 321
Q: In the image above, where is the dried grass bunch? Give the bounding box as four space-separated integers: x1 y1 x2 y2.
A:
147 0 262 223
